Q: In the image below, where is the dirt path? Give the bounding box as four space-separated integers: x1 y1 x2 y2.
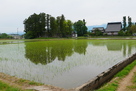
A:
117 66 136 91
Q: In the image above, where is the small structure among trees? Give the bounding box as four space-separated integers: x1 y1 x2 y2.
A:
90 27 105 36
72 31 77 38
9 34 22 39
92 27 105 33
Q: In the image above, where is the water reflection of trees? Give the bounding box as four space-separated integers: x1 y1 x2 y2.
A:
25 40 88 65
90 40 136 56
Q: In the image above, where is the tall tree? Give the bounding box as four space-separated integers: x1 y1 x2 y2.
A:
60 14 65 37
64 20 73 36
123 16 126 31
128 16 132 29
56 16 61 36
50 16 57 37
24 13 46 38
39 13 46 37
73 20 88 36
82 19 88 34
46 14 50 34
129 25 136 34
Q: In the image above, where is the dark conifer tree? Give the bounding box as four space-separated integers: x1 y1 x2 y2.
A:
123 16 126 31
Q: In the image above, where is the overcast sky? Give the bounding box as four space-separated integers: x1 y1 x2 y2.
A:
0 0 136 33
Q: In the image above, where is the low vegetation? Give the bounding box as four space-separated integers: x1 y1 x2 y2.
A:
96 60 136 91
0 33 13 39
0 80 32 91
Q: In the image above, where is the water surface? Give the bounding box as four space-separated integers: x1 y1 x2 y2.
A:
0 39 136 89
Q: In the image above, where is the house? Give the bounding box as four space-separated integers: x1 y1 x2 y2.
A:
72 31 77 38
91 27 105 33
9 34 22 39
105 22 122 35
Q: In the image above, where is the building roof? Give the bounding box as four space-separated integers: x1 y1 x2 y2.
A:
105 22 122 32
92 27 104 31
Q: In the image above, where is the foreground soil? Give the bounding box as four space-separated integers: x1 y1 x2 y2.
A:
0 73 67 91
117 66 136 91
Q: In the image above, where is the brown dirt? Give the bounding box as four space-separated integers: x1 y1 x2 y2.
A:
117 66 136 91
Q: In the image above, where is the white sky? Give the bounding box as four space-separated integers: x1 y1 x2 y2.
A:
0 0 136 33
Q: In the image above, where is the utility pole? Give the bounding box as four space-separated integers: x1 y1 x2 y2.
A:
17 28 18 35
17 28 18 39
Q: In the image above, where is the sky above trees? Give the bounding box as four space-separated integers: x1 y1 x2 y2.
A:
0 0 136 33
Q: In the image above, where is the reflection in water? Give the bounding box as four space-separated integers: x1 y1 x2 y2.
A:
106 42 122 51
0 40 136 89
25 40 88 64
91 40 136 57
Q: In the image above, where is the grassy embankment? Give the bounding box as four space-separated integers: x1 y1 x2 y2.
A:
0 73 43 91
96 60 136 91
0 80 33 91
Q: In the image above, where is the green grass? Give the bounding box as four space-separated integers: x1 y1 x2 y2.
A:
28 81 43 85
95 81 118 91
95 60 136 91
0 79 39 91
0 80 36 91
17 79 43 86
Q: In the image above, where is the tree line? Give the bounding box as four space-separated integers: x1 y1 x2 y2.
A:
23 13 88 39
89 16 136 36
119 16 136 36
0 33 13 39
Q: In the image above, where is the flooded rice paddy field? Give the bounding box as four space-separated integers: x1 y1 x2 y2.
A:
0 39 136 89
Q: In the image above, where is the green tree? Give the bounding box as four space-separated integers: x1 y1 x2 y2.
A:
73 20 83 36
64 20 73 36
127 16 132 31
0 33 12 39
50 16 57 37
82 19 88 34
24 13 46 39
39 13 46 37
118 30 125 36
73 19 88 36
56 16 61 37
94 29 103 36
129 25 136 34
46 14 50 34
60 14 66 37
123 16 126 31
24 13 85 38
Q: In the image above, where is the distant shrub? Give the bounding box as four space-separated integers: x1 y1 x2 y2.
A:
118 30 125 36
0 33 13 39
84 34 89 37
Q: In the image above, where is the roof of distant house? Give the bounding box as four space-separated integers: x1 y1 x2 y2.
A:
92 27 105 31
105 22 122 32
